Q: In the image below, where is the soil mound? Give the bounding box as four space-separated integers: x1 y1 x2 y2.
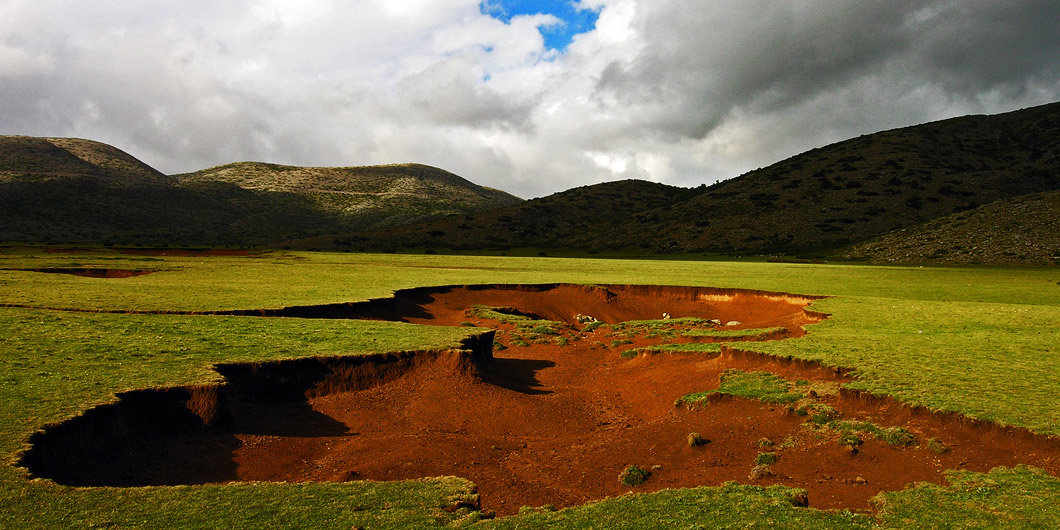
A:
18 284 1060 516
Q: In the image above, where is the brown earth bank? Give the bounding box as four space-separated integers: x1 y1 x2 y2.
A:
8 267 154 278
218 283 828 329
17 284 1060 517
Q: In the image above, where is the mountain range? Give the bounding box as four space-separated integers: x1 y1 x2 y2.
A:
2 101 1059 264
317 102 1060 258
0 137 520 246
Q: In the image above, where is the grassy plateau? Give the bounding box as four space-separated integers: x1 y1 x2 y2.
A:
3 248 1060 528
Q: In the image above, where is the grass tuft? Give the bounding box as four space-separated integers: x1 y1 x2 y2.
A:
748 465 774 481
926 437 950 454
678 369 802 407
618 465 651 487
755 452 778 466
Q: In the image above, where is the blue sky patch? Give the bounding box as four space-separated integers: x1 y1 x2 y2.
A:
481 0 601 51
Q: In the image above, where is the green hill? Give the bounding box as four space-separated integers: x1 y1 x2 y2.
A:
0 136 169 185
0 137 521 246
292 179 705 251
324 101 1060 256
175 162 521 230
839 189 1060 266
608 101 1060 254
6 101 1060 260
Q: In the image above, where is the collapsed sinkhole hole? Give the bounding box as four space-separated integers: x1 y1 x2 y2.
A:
9 268 154 278
17 284 1060 516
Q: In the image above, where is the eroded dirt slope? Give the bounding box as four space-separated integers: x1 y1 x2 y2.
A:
19 284 1060 516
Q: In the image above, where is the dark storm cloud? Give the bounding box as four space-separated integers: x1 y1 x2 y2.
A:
597 0 1060 142
913 1 1060 93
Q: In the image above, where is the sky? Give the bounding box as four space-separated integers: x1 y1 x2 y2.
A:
2 1 1059 199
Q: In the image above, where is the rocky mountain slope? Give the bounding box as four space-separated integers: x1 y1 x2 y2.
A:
840 189 1060 266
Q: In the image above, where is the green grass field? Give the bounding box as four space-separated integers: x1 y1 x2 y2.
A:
3 248 1060 528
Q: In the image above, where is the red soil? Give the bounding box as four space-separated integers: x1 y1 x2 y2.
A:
20 284 1060 517
18 268 153 278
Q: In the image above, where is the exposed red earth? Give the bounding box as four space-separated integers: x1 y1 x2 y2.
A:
11 268 154 278
19 284 1060 517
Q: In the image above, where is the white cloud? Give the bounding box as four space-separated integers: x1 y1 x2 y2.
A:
1 0 1059 198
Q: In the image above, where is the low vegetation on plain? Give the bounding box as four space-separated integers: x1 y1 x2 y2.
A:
3 249 1060 528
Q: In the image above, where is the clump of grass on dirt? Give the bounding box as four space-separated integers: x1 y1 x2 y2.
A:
623 342 722 360
799 403 839 425
677 369 803 407
926 437 950 454
466 305 559 328
532 325 558 335
687 432 707 447
607 317 720 339
805 418 916 448
467 305 569 345
618 465 651 486
748 465 775 481
755 452 778 465
581 320 603 333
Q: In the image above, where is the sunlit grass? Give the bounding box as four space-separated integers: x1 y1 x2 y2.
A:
4 248 1060 527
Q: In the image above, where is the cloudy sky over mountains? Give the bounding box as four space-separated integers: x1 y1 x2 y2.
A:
2 0 1059 197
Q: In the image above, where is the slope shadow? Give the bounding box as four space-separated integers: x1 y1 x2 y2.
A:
230 399 351 437
481 357 556 395
95 433 243 486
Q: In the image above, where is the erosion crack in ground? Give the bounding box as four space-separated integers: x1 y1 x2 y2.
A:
19 284 1060 517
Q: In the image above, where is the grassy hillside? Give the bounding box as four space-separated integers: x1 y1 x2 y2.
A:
0 136 169 185
0 137 522 245
840 189 1060 265
331 101 1060 256
175 162 521 229
0 136 319 246
8 100 1060 259
625 101 1060 254
296 179 706 251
